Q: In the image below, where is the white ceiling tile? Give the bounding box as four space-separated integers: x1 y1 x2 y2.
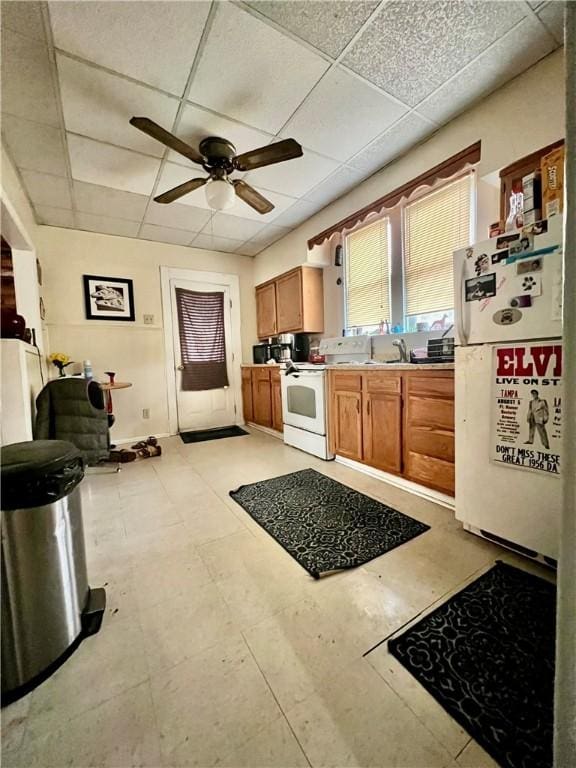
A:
170 103 273 167
0 30 60 125
417 15 557 125
245 149 339 197
21 170 72 209
2 115 68 177
144 201 211 232
156 163 212 210
538 1 565 45
230 186 298 223
261 199 318 229
238 241 264 257
67 134 161 195
49 1 211 96
35 205 75 228
140 224 195 246
207 213 266 241
243 223 291 249
343 1 527 106
73 181 149 222
57 55 180 157
75 211 140 238
191 234 245 253
246 1 380 58
348 113 434 175
304 165 367 206
1 1 46 42
189 2 329 133
281 66 408 162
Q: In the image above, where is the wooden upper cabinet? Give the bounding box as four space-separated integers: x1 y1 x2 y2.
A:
256 266 324 339
256 283 277 339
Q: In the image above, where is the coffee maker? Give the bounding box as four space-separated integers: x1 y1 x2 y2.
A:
275 333 294 362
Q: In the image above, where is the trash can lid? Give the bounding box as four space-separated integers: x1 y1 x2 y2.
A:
1 440 82 482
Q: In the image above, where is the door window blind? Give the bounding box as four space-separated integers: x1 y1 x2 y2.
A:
175 288 229 391
403 173 472 317
345 217 391 331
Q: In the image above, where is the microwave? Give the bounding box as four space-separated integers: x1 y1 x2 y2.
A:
252 343 271 364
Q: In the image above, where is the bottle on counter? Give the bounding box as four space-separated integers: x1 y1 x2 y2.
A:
83 359 93 380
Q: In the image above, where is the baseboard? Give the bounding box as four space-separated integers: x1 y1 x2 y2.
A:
245 422 284 440
335 456 455 511
115 432 171 446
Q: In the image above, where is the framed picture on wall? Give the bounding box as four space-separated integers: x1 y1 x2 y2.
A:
83 275 135 321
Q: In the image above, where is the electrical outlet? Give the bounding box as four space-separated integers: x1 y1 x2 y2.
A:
142 408 150 419
143 314 154 325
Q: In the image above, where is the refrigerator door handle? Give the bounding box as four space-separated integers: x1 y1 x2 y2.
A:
456 255 468 346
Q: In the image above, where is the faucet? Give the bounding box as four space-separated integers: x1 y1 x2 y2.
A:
392 338 409 362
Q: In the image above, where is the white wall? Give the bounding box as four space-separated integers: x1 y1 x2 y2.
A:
254 50 565 339
38 226 256 440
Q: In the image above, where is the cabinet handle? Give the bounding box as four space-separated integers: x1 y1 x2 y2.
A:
356 399 360 413
367 399 370 416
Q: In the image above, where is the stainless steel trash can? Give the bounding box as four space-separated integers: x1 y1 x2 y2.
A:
1 440 106 706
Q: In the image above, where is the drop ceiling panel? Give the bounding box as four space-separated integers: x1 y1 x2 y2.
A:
343 0 526 106
245 150 339 198
76 211 140 238
246 1 380 58
243 223 291 250
0 31 60 126
304 165 367 206
207 213 266 241
349 113 434 175
57 54 180 157
1 115 68 177
189 2 329 133
271 199 321 229
0 1 46 43
281 66 407 162
140 224 195 246
144 201 211 232
68 134 161 195
227 187 298 223
49 0 211 96
21 170 72 209
192 233 245 253
35 205 75 228
417 15 557 125
73 181 149 222
538 1 565 45
169 103 273 167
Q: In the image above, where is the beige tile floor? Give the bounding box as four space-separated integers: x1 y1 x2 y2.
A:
1 428 554 768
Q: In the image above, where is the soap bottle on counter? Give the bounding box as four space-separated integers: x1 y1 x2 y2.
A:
83 359 93 380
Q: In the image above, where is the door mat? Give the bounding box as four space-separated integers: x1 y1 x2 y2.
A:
229 468 429 578
179 425 249 444
388 561 556 768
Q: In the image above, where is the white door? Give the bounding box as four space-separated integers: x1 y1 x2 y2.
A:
171 278 236 431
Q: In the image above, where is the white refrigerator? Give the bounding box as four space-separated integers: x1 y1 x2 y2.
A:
453 215 563 563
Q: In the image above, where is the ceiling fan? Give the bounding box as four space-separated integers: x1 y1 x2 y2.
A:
130 117 303 214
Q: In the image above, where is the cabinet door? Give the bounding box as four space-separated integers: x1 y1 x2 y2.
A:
271 372 283 433
332 390 362 460
363 392 402 473
256 283 277 339
276 269 303 333
241 369 254 423
252 369 272 428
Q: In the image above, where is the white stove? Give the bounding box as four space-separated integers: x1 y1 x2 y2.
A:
280 361 332 460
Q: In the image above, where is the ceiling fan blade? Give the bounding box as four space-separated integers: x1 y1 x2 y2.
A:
154 177 207 204
130 117 204 165
234 138 303 172
233 180 274 214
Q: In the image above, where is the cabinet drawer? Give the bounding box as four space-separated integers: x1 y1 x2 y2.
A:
405 374 454 398
405 451 455 495
406 395 454 430
363 372 401 394
406 426 454 463
330 371 362 391
253 368 271 382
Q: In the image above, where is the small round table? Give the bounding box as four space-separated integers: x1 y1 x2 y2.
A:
99 381 132 416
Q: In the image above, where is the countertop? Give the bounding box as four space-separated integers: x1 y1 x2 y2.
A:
241 362 454 370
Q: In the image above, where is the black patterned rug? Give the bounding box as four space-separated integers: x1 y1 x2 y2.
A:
229 468 429 578
180 425 248 443
388 561 556 768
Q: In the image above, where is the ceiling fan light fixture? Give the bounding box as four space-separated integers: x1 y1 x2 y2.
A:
205 178 235 210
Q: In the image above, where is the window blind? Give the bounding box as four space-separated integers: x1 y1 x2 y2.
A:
403 173 472 317
175 288 229 391
345 217 391 330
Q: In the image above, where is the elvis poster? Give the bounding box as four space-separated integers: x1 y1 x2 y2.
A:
491 342 563 476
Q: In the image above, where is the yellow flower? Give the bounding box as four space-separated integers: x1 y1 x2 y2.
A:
49 352 71 366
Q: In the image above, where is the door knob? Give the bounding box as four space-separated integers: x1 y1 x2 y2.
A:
177 364 184 370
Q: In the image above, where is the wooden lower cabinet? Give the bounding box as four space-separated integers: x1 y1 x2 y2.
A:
241 367 283 433
328 368 454 496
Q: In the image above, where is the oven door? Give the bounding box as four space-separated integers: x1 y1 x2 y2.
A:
280 371 326 435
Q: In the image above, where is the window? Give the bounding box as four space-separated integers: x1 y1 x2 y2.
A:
344 173 473 335
345 217 391 335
